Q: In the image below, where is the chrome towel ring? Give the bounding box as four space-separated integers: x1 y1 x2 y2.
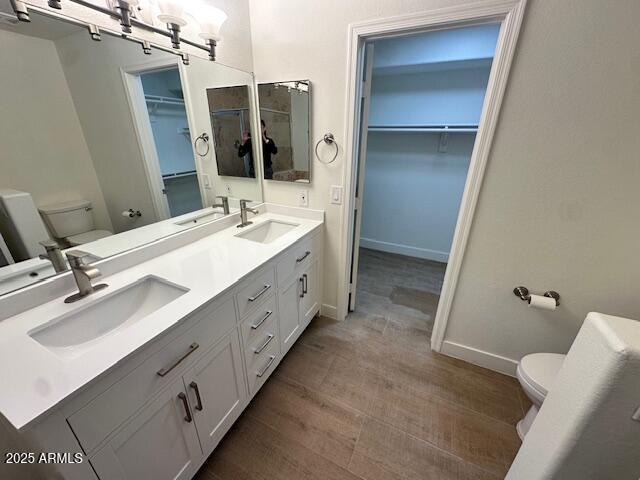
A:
194 133 210 157
314 133 338 164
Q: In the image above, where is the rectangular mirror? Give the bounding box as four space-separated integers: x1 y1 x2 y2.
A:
257 80 311 182
208 85 255 178
0 10 262 296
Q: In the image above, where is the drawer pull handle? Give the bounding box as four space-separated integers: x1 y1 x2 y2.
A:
256 355 276 377
296 251 311 263
254 334 275 354
299 277 304 298
303 273 308 294
248 284 271 302
251 310 273 329
157 343 199 377
189 381 203 411
178 392 193 423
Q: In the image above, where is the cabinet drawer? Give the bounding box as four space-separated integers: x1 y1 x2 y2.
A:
246 330 280 397
276 233 320 286
240 294 277 349
68 295 236 454
236 266 276 319
243 313 279 370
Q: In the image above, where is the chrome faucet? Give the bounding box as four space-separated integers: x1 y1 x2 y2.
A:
39 239 68 273
237 199 258 228
212 195 230 215
64 250 108 303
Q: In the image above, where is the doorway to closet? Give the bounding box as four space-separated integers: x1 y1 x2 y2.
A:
139 67 203 217
349 24 500 336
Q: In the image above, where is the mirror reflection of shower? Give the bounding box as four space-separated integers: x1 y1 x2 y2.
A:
257 80 311 183
207 86 256 178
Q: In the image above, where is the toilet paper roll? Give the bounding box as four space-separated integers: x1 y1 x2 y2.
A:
528 294 556 311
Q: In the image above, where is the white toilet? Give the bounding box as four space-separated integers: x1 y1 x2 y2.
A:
39 200 113 247
516 352 566 440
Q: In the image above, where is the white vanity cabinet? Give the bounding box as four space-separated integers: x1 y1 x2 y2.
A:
90 329 246 480
89 375 202 480
277 233 322 355
22 222 323 480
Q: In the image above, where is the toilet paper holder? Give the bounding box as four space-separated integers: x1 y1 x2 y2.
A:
513 286 560 306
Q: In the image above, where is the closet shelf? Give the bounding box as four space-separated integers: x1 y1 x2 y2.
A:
162 170 197 180
368 124 478 133
145 95 185 107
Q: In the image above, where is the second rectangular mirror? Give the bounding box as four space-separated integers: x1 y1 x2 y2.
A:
257 80 311 183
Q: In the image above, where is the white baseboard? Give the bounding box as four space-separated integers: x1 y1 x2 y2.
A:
360 237 449 263
440 340 519 377
321 303 337 319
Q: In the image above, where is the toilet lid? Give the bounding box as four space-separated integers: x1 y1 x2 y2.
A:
519 353 566 395
67 230 113 246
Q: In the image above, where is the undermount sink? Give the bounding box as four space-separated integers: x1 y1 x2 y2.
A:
29 276 189 359
175 210 225 226
236 220 299 244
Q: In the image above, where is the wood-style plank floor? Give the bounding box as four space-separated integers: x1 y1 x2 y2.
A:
196 249 524 480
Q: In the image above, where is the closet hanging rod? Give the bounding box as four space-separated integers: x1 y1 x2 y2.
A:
145 95 185 107
368 124 478 133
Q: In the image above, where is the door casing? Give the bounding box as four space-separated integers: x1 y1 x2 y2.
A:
338 0 528 352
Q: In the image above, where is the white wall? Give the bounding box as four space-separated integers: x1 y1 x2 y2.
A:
372 23 499 71
369 66 492 126
442 0 640 365
250 0 640 367
362 54 493 263
361 132 473 262
55 32 165 232
0 29 112 233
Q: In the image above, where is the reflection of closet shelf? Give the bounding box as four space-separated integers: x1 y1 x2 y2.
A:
162 170 197 180
368 124 478 133
145 95 185 107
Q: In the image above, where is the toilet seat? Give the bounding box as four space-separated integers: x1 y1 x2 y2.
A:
518 353 565 398
66 230 113 246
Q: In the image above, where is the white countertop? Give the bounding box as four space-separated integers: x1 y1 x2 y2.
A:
0 206 322 430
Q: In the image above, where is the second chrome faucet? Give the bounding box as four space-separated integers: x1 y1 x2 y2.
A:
237 199 258 228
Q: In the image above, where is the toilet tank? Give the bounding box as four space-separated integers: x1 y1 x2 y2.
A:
39 200 95 239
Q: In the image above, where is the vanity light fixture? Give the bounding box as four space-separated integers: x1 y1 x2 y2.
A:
115 0 137 34
186 1 228 61
154 0 187 48
10 0 226 62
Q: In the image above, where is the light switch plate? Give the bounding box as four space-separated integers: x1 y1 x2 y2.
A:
330 185 343 205
202 174 211 189
226 184 232 195
298 189 309 207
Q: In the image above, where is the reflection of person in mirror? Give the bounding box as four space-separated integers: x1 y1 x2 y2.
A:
237 130 255 178
261 119 277 180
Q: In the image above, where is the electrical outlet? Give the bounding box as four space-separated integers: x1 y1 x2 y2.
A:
298 189 309 207
330 185 343 205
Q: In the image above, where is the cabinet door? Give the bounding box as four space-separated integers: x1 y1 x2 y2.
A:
278 274 303 355
90 378 201 480
300 259 320 327
184 330 247 455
